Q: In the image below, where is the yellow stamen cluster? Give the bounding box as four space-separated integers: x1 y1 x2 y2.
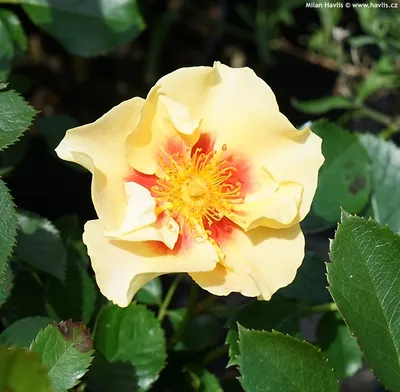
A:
152 147 242 241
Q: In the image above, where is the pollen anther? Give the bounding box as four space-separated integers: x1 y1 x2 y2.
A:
151 146 243 241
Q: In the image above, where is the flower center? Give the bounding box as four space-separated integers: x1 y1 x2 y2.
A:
151 147 243 241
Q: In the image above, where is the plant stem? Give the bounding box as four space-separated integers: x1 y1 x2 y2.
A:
379 118 400 140
193 295 217 316
157 274 183 322
307 302 338 314
359 106 393 127
169 283 199 348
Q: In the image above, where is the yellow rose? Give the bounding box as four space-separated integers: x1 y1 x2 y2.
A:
55 62 324 307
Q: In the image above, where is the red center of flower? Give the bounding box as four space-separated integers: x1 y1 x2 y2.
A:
151 146 243 242
128 134 253 256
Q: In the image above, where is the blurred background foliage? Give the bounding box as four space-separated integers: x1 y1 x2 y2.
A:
0 1 400 391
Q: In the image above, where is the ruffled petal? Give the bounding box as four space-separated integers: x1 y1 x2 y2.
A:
227 168 304 230
83 220 219 307
190 224 304 299
105 215 179 251
151 63 323 223
55 97 144 231
126 87 201 176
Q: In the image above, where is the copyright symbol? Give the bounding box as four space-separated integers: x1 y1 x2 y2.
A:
345 2 351 7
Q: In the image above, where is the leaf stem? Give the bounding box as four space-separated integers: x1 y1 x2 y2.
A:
169 283 199 348
157 274 183 322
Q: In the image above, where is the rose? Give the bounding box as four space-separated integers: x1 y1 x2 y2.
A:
55 62 324 307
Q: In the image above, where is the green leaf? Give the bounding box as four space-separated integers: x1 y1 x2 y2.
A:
95 303 166 391
86 354 139 392
183 364 223 392
316 312 363 380
0 346 51 392
311 120 371 223
20 0 145 56
237 327 339 392
328 213 400 391
16 210 67 281
0 9 27 79
186 313 221 352
3 270 47 320
0 11 14 80
0 90 35 151
0 10 27 51
292 96 355 115
0 316 51 348
0 262 13 307
357 70 399 102
226 298 302 367
301 211 335 234
167 308 221 352
45 244 97 325
30 320 94 392
136 278 162 306
278 251 332 305
359 134 400 233
0 179 18 278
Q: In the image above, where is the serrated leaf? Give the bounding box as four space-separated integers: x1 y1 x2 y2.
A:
0 90 35 151
293 96 355 114
16 210 66 281
20 0 145 56
0 179 18 278
0 262 13 307
328 214 400 391
0 345 51 392
310 120 371 223
237 327 339 392
359 134 400 233
0 316 51 348
136 278 162 306
278 251 332 305
45 244 97 324
226 297 302 368
316 312 363 380
95 303 166 391
30 320 94 392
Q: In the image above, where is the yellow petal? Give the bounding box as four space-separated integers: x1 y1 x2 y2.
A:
126 87 200 175
103 182 156 237
228 168 304 230
198 66 323 224
156 62 278 119
190 224 304 299
150 63 323 223
83 220 219 307
105 215 179 250
55 97 144 231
